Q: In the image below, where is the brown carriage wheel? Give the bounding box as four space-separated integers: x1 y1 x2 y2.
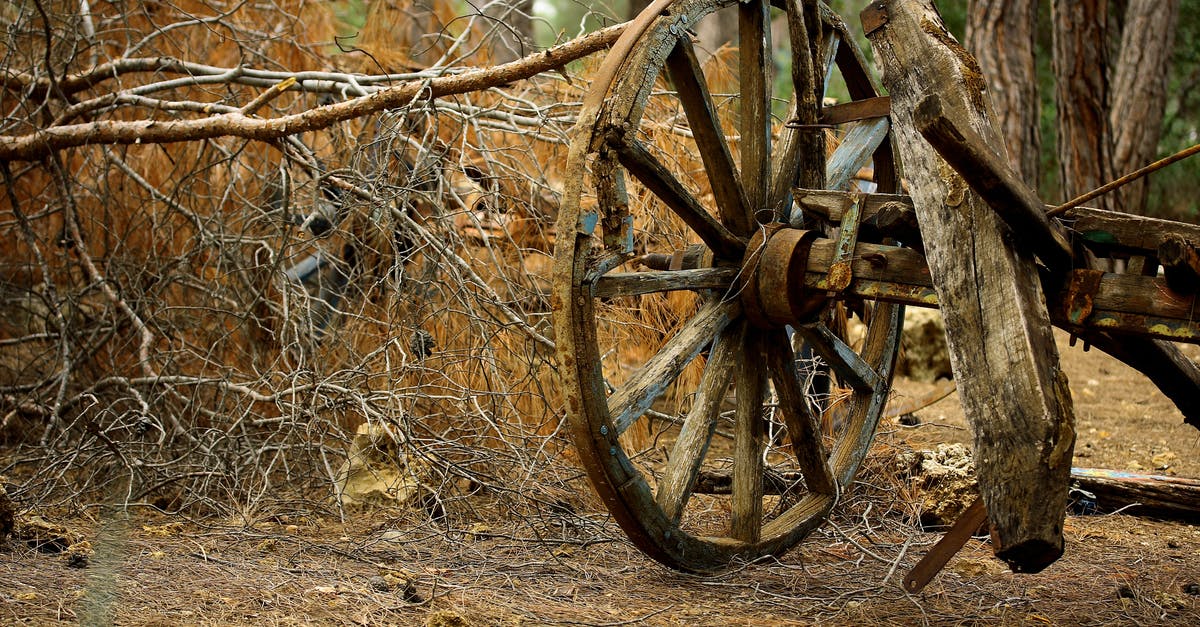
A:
553 0 904 573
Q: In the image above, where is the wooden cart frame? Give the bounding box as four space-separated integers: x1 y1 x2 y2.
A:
551 0 1200 584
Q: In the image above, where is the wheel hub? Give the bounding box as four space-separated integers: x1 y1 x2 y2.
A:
738 224 829 329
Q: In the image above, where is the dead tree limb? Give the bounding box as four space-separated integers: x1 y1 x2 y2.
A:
0 23 626 162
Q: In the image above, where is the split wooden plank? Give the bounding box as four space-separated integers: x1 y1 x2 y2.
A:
866 0 1075 574
1158 233 1200 295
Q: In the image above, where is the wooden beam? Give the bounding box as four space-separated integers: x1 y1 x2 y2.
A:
1071 468 1200 522
1067 208 1200 255
866 0 1075 574
819 96 892 125
913 94 1073 270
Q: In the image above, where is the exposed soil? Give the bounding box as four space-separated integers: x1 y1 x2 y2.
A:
1 331 1198 626
892 329 1200 479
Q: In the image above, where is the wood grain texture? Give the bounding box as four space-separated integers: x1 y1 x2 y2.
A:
607 298 738 435
730 325 766 542
868 0 1075 574
666 37 752 234
656 323 741 522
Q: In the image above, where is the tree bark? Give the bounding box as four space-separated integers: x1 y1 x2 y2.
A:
1109 0 1181 215
1051 0 1112 206
965 0 1041 186
867 0 1076 574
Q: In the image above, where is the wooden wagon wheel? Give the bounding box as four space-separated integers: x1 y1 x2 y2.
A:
553 0 904 572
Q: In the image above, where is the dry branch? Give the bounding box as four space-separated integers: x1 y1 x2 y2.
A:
0 23 626 162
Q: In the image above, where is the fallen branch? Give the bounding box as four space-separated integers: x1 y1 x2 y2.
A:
0 23 626 162
1070 467 1200 522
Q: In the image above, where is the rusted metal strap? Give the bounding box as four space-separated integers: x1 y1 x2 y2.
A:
1061 268 1104 326
825 193 863 292
904 496 988 594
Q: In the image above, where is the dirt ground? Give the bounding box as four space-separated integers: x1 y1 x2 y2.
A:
1 331 1198 626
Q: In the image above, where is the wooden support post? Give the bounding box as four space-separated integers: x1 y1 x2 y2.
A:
912 95 1073 270
865 0 1075 573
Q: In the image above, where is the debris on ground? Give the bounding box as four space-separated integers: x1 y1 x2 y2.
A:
896 443 978 528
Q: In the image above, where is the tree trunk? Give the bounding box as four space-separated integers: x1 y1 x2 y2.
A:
1109 0 1181 215
696 7 740 58
1051 0 1112 206
965 0 1041 186
482 1 534 63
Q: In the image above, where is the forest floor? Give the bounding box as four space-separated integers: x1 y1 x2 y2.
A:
1 331 1198 626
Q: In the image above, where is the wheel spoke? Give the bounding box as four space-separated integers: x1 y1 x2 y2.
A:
830 302 903 486
666 38 752 234
612 139 745 260
771 1 825 220
825 6 900 194
594 267 738 299
820 29 842 97
793 323 881 392
655 323 742 523
731 325 766 542
607 299 740 435
825 117 890 191
763 328 836 495
739 0 772 213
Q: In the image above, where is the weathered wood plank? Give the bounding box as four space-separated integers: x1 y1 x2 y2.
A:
793 323 881 392
740 1 772 216
607 299 738 435
913 95 1073 270
769 0 825 221
593 268 738 299
656 323 741 523
731 325 766 542
824 117 890 193
867 0 1075 573
1067 207 1200 255
1071 467 1200 521
799 189 1200 257
795 188 921 244
820 96 892 125
666 37 752 234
